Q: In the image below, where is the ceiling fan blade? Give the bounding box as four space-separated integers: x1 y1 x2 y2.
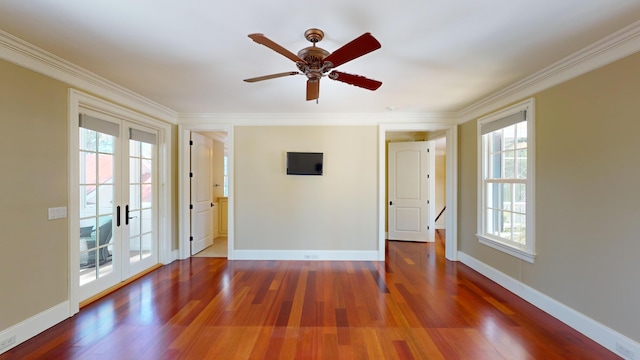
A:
323 33 381 68
244 71 300 83
329 71 382 91
306 79 320 101
248 33 306 63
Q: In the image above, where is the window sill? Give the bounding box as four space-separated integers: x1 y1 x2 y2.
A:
476 234 536 263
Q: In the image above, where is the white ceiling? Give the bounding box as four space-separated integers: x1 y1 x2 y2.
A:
1 0 639 115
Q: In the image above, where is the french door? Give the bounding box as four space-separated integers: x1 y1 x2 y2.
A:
77 111 158 301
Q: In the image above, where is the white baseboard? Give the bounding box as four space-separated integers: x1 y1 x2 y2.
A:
458 252 640 360
0 301 69 355
233 249 380 261
170 249 180 263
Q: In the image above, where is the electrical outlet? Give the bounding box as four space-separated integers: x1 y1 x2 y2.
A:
0 335 16 351
616 342 636 360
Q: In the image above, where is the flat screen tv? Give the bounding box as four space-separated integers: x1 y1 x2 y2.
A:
286 152 323 176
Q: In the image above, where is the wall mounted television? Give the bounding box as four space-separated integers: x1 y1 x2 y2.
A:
286 152 323 176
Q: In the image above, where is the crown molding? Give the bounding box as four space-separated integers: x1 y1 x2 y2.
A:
178 112 458 126
3 18 639 128
457 19 640 124
0 29 178 124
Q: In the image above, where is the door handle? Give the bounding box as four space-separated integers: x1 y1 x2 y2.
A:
211 202 214 207
126 205 138 221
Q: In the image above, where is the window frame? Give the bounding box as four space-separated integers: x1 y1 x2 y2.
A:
477 98 536 263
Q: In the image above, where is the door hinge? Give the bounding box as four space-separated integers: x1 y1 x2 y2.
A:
190 140 193 145
427 226 430 230
189 204 193 210
189 236 193 242
427 200 430 204
427 148 430 152
427 174 430 179
189 172 193 178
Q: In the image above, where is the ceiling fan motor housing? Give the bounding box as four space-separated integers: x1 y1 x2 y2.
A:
296 28 333 81
297 46 331 80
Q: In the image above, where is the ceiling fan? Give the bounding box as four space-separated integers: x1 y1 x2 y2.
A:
243 28 382 101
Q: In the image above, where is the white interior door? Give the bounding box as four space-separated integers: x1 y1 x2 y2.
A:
190 132 214 255
388 141 434 242
77 112 158 301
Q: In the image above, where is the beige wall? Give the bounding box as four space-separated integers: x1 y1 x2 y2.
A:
458 52 640 341
0 60 69 329
234 126 378 251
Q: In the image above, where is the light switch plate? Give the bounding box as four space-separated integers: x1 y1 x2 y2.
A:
48 206 67 220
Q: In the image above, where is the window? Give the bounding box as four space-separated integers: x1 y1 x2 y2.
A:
477 98 535 262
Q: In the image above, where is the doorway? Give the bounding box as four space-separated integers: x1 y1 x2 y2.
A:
378 124 458 261
190 131 228 257
178 124 234 260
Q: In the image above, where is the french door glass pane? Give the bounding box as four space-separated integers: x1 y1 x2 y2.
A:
130 158 140 183
130 235 141 263
97 185 113 215
141 233 152 259
98 133 115 154
142 159 152 183
128 138 154 266
130 185 141 209
79 127 115 286
141 184 152 207
141 209 152 233
141 142 153 158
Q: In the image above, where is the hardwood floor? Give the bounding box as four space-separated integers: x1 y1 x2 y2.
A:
1 232 619 359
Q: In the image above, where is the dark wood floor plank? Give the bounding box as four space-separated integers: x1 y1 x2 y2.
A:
0 232 621 359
